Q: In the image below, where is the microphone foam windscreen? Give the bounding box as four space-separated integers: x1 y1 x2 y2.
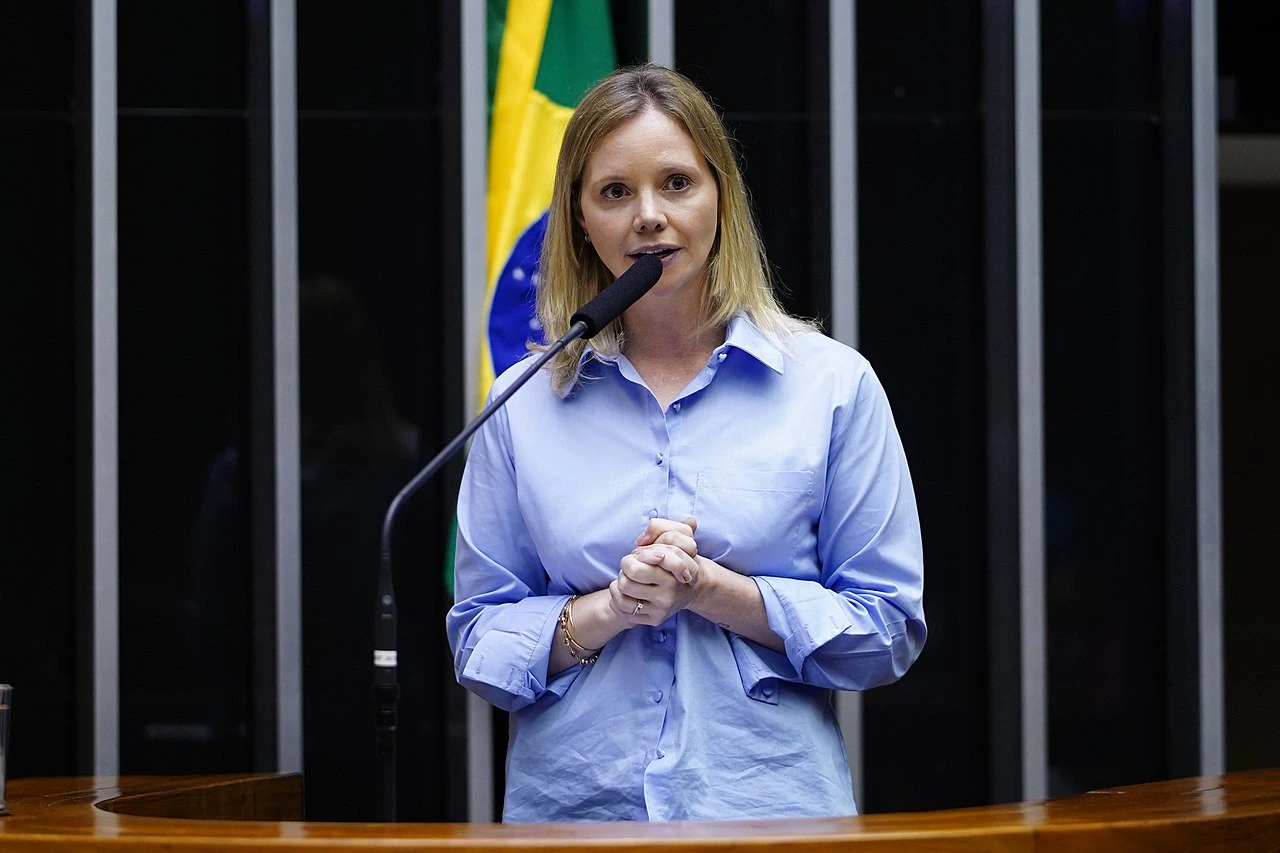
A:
570 254 664 338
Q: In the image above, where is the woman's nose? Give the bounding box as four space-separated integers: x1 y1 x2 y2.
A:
633 189 666 232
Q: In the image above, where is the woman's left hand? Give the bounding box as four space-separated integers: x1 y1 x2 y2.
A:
634 516 700 583
612 548 702 625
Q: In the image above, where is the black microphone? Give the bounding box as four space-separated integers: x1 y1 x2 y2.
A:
570 253 663 337
372 253 662 821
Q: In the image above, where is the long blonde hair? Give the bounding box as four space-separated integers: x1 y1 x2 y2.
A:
536 64 809 394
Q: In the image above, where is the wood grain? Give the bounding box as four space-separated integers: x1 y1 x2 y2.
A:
0 769 1277 851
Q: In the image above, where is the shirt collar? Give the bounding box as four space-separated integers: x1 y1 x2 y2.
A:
576 313 785 374
577 344 617 371
722 314 785 375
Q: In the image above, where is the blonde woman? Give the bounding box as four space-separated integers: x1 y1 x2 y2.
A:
448 64 925 822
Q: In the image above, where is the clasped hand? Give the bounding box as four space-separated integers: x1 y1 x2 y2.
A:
610 516 708 625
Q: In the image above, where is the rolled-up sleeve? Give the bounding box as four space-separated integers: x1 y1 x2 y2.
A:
736 361 926 695
446 396 581 712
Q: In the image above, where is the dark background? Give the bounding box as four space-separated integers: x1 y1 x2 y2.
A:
2 0 1275 822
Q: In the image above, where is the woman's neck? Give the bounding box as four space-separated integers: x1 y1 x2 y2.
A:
621 295 726 410
622 280 718 355
623 297 723 362
625 320 724 363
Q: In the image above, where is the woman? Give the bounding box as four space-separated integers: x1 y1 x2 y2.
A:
447 64 925 822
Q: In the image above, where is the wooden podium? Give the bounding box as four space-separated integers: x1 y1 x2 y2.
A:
1 769 1279 851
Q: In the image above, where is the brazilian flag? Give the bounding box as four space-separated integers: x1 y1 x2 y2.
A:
480 0 618 397
445 1 616 596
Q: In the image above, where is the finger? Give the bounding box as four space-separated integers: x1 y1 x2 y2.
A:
609 579 654 623
629 545 678 571
614 572 643 599
630 548 664 566
607 579 628 616
635 516 696 547
618 572 675 605
652 529 697 557
619 574 685 616
631 544 697 584
618 563 678 606
620 554 667 584
608 580 644 620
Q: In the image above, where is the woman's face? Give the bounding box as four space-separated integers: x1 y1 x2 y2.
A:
577 107 719 303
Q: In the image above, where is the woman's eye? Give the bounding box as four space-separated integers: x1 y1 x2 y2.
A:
602 184 627 200
668 175 691 191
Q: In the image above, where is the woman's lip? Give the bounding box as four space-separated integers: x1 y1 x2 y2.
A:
630 248 680 265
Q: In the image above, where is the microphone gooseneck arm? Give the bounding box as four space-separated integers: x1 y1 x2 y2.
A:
373 323 584 824
373 252 662 822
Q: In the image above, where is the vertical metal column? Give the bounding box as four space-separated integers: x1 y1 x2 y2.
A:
648 0 675 67
460 0 493 824
1191 0 1224 778
1014 0 1047 802
461 0 487 421
272 0 303 775
91 0 120 780
828 0 863 812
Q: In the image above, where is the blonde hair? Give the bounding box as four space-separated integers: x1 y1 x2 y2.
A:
536 63 810 394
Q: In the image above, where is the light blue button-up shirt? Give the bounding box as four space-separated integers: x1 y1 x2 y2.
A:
447 315 925 822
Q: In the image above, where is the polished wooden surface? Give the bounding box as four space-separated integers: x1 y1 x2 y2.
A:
1 769 1278 851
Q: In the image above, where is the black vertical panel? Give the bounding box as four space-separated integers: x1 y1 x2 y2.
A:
607 0 648 68
117 0 247 109
436 0 471 823
1157 0 1199 782
245 0 278 773
1219 3 1280 776
0 0 84 778
1220 186 1280 773
1216 3 1280 132
297 2 457 822
71 0 96 773
117 2 255 774
981 0 1022 806
857 0 989 812
0 4 74 108
674 0 830 324
1041 0 1174 794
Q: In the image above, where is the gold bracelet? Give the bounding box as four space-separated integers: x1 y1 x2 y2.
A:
559 595 601 665
561 596 601 664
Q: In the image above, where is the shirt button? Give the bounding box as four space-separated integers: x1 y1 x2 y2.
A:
657 631 667 643
672 402 681 412
656 453 664 465
717 352 727 362
647 508 658 519
653 691 664 703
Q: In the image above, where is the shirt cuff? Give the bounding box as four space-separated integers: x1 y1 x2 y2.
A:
728 634 796 704
753 575 854 674
458 595 570 711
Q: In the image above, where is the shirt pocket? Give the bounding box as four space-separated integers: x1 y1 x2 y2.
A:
692 470 815 575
